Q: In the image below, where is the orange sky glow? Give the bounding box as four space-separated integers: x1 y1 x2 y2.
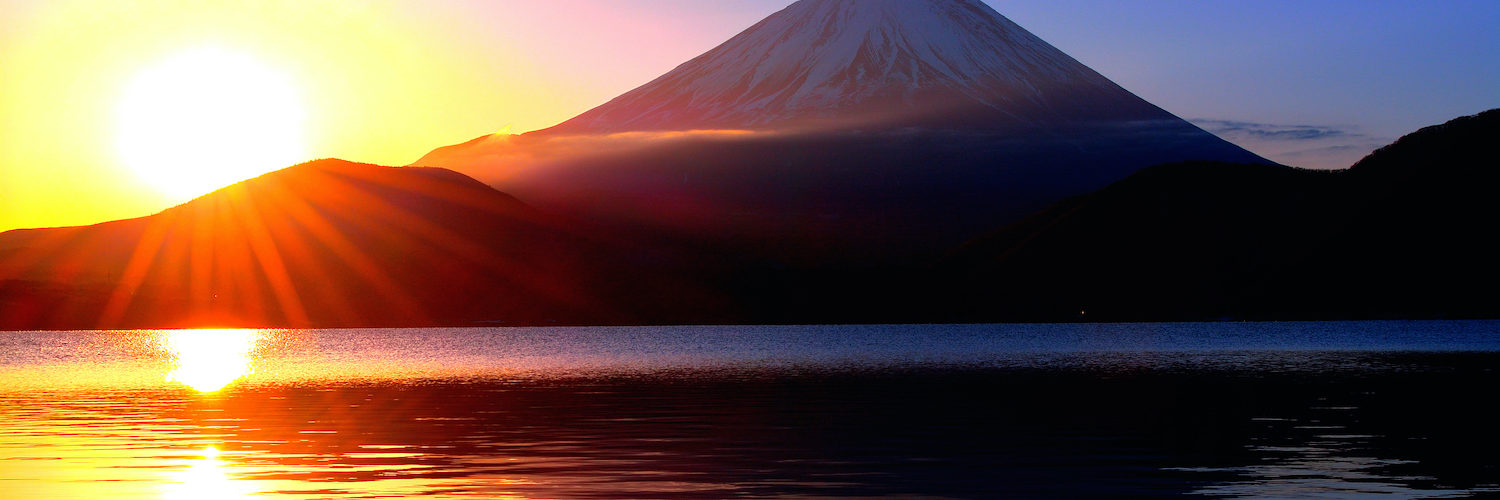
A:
0 0 771 232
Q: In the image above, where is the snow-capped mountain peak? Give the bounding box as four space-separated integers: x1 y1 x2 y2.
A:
542 0 1165 134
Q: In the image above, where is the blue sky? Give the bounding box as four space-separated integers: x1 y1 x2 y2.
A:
989 0 1499 167
503 0 1499 169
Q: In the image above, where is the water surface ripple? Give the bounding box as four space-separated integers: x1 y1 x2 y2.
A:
2 322 1498 498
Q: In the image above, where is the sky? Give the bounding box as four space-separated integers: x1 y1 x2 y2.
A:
1 0 1496 233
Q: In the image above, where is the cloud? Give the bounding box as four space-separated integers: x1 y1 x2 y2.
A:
1190 118 1392 170
1191 119 1353 141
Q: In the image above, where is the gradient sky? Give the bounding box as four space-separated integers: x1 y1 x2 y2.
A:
1 0 1496 232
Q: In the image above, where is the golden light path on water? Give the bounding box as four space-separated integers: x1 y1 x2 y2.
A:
161 332 259 497
164 329 259 392
0 326 1495 498
161 446 255 500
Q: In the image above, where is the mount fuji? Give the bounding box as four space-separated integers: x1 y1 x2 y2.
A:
544 0 1187 134
418 0 1267 264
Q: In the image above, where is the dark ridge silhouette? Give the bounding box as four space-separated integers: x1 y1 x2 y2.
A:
2 110 1494 329
938 108 1500 321
0 159 727 330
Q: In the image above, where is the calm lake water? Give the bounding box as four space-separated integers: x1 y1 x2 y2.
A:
2 322 1498 499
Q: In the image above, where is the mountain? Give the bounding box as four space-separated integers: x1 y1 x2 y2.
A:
542 0 1179 134
416 0 1266 264
6 108 1493 329
939 108 1500 321
1 0 1308 329
0 160 724 330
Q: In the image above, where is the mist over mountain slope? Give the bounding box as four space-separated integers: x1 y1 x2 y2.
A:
417 0 1266 263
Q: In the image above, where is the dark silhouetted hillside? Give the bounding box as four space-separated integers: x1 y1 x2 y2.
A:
0 160 725 329
6 110 1494 329
941 108 1500 321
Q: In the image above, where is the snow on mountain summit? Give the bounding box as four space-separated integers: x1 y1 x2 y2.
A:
543 0 1171 134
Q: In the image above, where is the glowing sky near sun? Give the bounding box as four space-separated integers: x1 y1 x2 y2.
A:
0 0 1495 232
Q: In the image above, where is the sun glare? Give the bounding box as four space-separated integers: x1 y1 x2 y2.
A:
116 47 308 200
161 446 256 500
164 329 260 392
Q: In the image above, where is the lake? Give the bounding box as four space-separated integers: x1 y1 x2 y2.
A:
2 322 1498 498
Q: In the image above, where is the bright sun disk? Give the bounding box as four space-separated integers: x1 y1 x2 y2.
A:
116 47 308 200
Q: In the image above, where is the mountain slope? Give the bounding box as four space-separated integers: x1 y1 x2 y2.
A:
941 108 1500 321
416 0 1266 264
0 160 723 329
7 106 1490 329
542 0 1172 134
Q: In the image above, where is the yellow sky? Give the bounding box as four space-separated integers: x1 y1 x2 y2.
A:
0 0 637 232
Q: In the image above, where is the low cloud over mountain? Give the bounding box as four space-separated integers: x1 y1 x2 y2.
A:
1193 118 1391 169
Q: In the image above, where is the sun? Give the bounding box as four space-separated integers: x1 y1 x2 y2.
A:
116 47 308 200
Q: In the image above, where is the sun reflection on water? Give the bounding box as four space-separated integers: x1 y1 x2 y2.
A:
165 329 261 392
161 446 256 500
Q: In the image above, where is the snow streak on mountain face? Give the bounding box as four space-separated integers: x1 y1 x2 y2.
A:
544 0 1172 134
